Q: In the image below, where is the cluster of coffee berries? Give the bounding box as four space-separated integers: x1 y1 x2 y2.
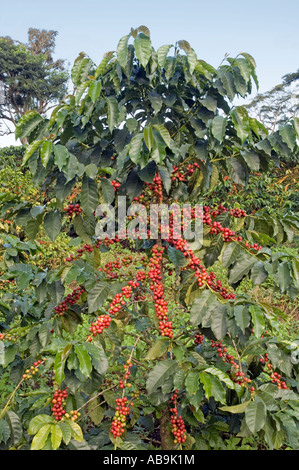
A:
119 360 133 389
194 332 204 345
54 285 86 315
171 162 200 183
22 358 46 380
64 237 119 264
63 203 83 217
170 391 186 444
149 245 173 338
146 174 163 200
87 314 112 340
110 397 131 438
51 387 68 421
260 354 288 389
111 180 121 191
230 208 246 218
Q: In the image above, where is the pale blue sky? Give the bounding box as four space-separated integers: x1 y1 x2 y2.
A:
1 0 298 144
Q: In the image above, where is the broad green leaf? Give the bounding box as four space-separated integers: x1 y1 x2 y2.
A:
95 51 114 78
146 359 178 395
74 344 92 378
145 339 169 360
53 144 69 171
230 107 250 143
88 80 102 103
106 96 119 133
15 111 43 141
129 133 144 164
87 399 105 425
117 34 130 67
44 210 62 242
220 400 251 414
157 44 173 67
31 424 51 450
28 414 54 436
50 424 63 450
249 305 265 338
59 421 72 445
190 290 219 326
134 32 152 68
200 372 226 404
100 177 115 204
234 305 250 334
85 341 109 375
153 124 171 147
23 140 43 165
168 246 188 268
185 371 200 396
204 367 235 389
81 175 99 216
245 399 266 433
68 419 83 442
40 140 53 167
221 242 241 268
6 411 23 445
54 343 72 386
228 251 256 284
143 126 154 151
87 282 110 313
279 124 296 152
211 115 227 143
187 48 197 74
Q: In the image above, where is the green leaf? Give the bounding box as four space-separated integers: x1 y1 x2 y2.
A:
230 107 250 143
279 124 296 152
100 178 115 204
81 175 99 216
245 399 266 433
187 48 197 74
211 115 227 143
200 372 226 404
220 400 251 414
31 424 51 450
22 140 43 165
129 133 144 164
106 96 119 133
85 341 109 375
68 419 83 442
117 34 130 67
157 44 173 67
28 414 54 435
54 343 72 386
44 210 62 242
88 80 102 103
15 111 44 141
249 305 265 338
204 367 235 389
185 371 200 396
190 290 219 326
168 246 188 268
146 359 178 395
50 424 63 450
145 339 169 360
143 126 154 151
40 140 53 167
87 282 110 313
233 305 250 334
59 421 72 445
6 411 23 445
74 344 92 378
53 144 69 171
153 124 171 147
134 33 152 68
228 251 256 284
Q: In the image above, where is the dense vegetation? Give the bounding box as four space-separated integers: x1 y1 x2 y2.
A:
0 26 298 451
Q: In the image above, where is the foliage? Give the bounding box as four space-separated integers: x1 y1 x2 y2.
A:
0 27 299 451
0 30 68 139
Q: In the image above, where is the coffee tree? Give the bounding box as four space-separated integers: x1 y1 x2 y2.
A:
1 26 299 450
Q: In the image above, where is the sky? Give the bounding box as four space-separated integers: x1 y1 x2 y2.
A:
0 0 298 146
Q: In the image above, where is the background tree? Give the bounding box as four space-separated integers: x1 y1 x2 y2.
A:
0 29 69 141
245 69 299 133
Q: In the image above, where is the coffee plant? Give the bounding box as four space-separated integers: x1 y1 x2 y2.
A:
0 26 299 451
